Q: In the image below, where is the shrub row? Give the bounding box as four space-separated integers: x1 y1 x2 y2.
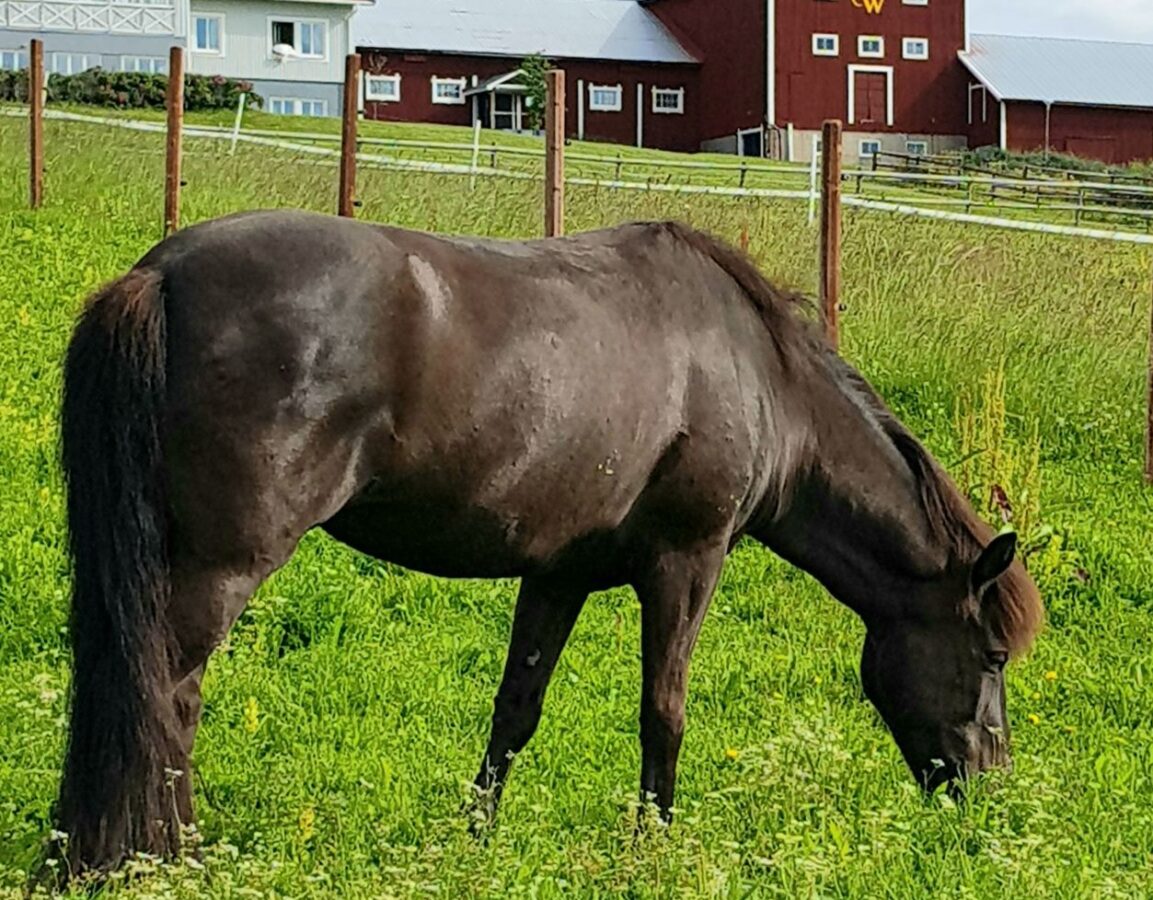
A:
0 68 261 110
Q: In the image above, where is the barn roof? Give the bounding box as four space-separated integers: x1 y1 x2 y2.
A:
960 34 1153 109
351 0 698 65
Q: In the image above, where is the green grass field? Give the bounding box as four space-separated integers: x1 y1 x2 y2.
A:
1 117 1152 898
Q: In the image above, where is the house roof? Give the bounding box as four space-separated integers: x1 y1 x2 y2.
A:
960 33 1153 109
351 0 698 65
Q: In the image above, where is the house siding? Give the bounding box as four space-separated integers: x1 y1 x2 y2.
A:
186 0 351 86
359 50 700 151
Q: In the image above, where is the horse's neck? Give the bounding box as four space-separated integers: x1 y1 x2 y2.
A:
754 365 949 617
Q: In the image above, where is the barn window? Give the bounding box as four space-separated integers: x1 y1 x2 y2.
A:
906 140 929 156
812 34 839 57
858 36 884 58
652 87 684 114
366 74 401 102
859 139 882 161
431 76 467 105
589 84 623 112
902 37 930 60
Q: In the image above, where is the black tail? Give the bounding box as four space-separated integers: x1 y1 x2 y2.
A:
55 268 182 875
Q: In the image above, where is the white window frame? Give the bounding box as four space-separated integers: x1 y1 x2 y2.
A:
812 33 839 57
0 49 27 71
902 37 929 60
192 13 224 55
49 52 97 75
268 97 328 117
859 139 882 161
906 140 929 156
651 86 684 114
430 75 466 105
121 55 167 74
268 17 328 61
858 36 885 59
588 83 623 113
365 73 401 102
847 64 894 127
902 0 929 5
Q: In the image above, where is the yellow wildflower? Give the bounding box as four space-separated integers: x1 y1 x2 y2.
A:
243 696 259 734
1044 671 1058 682
298 806 316 841
1027 713 1041 726
724 747 740 761
1031 691 1042 701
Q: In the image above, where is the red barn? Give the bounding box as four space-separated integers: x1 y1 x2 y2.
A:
352 0 703 152
960 34 1153 165
648 0 968 161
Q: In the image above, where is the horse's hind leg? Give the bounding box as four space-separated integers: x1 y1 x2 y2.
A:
634 540 727 822
470 575 588 830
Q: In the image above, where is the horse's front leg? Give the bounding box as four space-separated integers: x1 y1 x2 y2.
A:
469 574 588 830
635 540 727 822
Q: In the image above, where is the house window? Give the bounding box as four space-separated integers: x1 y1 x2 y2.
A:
589 84 622 112
812 34 839 57
903 37 929 60
652 87 684 114
0 50 26 71
50 53 97 75
121 56 167 74
906 140 929 155
859 139 882 160
268 97 327 116
193 14 223 54
431 76 466 105
858 36 884 58
365 74 401 102
271 20 326 59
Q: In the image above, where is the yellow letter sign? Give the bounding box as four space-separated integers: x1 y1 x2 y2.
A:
851 0 885 12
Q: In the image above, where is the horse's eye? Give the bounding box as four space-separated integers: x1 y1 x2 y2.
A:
986 650 1009 671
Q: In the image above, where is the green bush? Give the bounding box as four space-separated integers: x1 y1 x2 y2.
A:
0 67 261 110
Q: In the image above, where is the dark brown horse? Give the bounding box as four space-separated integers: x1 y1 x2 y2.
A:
54 210 1041 878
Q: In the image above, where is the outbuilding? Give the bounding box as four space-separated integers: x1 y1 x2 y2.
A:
351 0 702 152
960 33 1153 164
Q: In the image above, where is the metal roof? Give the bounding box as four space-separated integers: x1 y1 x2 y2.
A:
960 33 1153 108
351 0 698 65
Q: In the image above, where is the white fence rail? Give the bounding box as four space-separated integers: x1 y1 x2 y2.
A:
8 108 1153 247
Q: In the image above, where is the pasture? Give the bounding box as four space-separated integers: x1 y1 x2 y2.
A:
1 117 1151 898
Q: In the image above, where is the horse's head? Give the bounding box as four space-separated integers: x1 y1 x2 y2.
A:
858 532 1032 793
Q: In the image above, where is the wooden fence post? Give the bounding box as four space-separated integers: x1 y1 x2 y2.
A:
544 69 565 237
29 38 43 209
338 53 360 217
819 119 843 351
164 46 184 237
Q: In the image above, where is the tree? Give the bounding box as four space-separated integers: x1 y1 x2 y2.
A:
521 53 550 132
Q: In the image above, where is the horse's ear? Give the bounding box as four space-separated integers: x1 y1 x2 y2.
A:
971 532 1017 597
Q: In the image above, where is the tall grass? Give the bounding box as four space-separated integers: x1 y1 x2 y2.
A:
1 120 1151 898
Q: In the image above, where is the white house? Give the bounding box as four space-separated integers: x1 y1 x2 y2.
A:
0 0 187 75
187 0 369 116
0 0 366 116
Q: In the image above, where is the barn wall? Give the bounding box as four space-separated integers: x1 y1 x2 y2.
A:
966 83 1001 149
775 0 967 135
1006 102 1153 164
358 50 701 152
649 0 765 143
